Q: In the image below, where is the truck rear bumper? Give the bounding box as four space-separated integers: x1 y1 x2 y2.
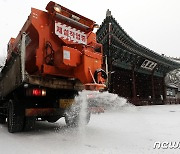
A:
25 108 63 117
27 75 84 91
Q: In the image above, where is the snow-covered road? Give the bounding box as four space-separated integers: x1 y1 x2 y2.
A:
1 104 180 154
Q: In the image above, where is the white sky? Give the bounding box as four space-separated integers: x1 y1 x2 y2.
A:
0 0 180 59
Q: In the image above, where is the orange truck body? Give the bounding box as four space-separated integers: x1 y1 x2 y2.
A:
0 1 107 133
7 1 106 90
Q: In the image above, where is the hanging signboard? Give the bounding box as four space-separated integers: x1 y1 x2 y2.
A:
141 59 157 71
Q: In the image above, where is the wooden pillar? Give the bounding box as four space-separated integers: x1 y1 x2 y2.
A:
162 75 167 104
107 22 112 92
151 72 155 102
132 66 137 104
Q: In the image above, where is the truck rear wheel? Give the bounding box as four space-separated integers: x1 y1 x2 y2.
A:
7 100 24 133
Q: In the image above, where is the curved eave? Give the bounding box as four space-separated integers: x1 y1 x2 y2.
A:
97 15 180 71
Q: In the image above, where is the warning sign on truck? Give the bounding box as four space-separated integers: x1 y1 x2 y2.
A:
55 21 87 45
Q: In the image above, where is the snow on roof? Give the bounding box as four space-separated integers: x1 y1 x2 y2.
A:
166 83 178 89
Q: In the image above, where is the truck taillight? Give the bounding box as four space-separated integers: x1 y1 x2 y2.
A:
33 89 41 96
26 89 46 96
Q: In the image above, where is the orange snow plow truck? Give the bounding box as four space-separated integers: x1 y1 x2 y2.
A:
0 1 107 133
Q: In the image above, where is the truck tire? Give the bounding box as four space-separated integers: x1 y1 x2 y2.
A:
65 109 91 127
7 100 24 133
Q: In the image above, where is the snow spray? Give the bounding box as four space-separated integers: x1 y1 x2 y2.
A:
76 90 131 125
74 90 91 144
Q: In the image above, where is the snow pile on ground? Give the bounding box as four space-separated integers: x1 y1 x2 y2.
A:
1 104 180 154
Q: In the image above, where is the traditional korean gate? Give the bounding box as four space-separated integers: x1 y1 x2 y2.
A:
97 10 180 105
